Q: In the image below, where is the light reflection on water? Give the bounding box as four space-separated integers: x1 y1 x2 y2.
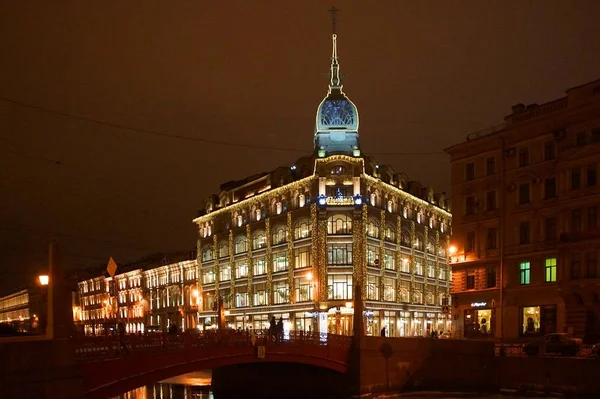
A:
113 371 213 399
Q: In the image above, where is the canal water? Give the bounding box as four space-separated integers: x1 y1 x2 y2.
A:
114 372 565 399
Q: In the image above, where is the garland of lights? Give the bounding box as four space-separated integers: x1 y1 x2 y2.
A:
410 220 416 302
309 204 318 301
395 215 403 303
193 176 315 223
228 231 234 309
213 235 219 299
435 230 440 301
424 224 431 305
379 209 386 299
265 217 272 306
196 236 202 309
317 218 327 301
286 212 294 303
246 224 253 307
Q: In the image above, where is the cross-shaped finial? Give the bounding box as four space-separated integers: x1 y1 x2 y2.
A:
328 6 339 34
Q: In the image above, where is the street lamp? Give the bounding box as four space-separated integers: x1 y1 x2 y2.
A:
448 246 457 256
38 275 49 286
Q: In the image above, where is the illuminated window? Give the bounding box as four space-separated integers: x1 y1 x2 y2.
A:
234 237 247 254
272 252 288 272
545 258 557 282
522 306 540 335
252 232 267 250
298 194 306 208
327 214 352 235
366 219 379 238
255 208 261 221
294 218 311 240
271 225 287 245
384 225 396 242
519 261 531 285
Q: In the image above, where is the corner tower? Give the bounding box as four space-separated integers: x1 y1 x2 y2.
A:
314 13 360 157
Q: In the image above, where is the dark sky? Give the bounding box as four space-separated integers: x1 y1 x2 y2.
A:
1 1 600 294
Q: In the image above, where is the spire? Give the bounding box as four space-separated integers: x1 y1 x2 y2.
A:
328 6 342 92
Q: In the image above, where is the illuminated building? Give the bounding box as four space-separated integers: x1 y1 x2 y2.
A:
445 78 600 340
0 288 47 333
192 32 452 337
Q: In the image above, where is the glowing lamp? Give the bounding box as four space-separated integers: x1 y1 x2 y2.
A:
193 289 199 298
317 194 327 206
38 275 49 286
354 194 363 206
306 272 313 281
448 246 457 255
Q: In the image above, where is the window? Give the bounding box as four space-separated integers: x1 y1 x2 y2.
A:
235 291 249 307
253 256 267 276
465 231 475 253
273 281 290 304
486 228 497 250
544 177 557 199
366 219 380 238
253 283 267 306
519 261 531 285
465 162 475 181
486 157 496 175
294 246 310 269
367 245 378 266
465 196 475 215
271 226 287 245
218 243 229 259
384 225 396 242
571 167 581 190
522 306 540 335
571 209 582 233
586 252 597 278
414 258 423 275
518 183 530 204
545 258 557 282
588 206 598 229
571 253 581 279
294 218 311 240
382 278 395 301
576 132 587 146
252 232 267 250
545 217 557 241
202 267 215 284
220 265 231 282
294 277 314 302
234 237 247 254
587 164 597 187
327 214 352 235
400 257 410 273
327 244 352 266
427 261 435 278
383 250 395 270
466 271 475 290
544 141 555 161
519 222 530 245
485 191 496 211
235 261 248 279
202 246 213 262
518 148 530 167
327 274 352 300
366 275 380 300
483 267 495 288
272 252 288 272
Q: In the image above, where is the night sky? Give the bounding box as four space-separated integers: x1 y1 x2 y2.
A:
1 1 600 294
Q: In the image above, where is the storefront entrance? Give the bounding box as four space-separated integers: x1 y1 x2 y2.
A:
327 306 353 335
464 307 494 338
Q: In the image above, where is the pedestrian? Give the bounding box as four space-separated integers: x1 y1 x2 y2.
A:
277 317 284 342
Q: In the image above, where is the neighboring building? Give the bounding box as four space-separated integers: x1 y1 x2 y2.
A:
76 251 197 335
192 32 452 337
0 288 47 333
445 78 600 341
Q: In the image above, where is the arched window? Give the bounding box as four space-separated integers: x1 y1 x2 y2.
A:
416 212 422 224
255 208 261 221
298 194 306 208
414 234 424 251
384 224 396 242
218 241 229 259
202 245 213 262
366 218 379 238
403 207 409 218
234 236 247 254
252 231 267 250
427 239 436 254
327 214 353 235
236 215 243 227
370 193 377 206
294 218 311 240
401 230 411 247
387 200 394 213
271 225 287 245
276 202 283 215
438 246 447 258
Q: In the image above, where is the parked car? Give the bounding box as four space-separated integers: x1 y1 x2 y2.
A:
438 331 452 339
523 333 582 356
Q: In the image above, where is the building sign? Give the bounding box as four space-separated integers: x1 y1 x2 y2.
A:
471 301 487 308
325 196 354 206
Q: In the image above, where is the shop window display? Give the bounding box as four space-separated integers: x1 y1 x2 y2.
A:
464 308 493 338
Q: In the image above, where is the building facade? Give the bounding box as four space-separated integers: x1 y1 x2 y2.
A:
0 288 47 333
192 32 452 337
445 78 600 341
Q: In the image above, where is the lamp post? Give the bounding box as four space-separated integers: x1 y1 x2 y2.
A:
38 275 49 286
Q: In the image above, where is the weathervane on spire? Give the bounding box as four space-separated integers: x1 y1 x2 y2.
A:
328 6 339 34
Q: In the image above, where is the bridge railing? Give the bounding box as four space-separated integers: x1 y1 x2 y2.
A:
74 329 352 362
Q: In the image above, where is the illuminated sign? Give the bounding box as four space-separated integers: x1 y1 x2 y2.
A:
325 196 354 206
471 301 487 308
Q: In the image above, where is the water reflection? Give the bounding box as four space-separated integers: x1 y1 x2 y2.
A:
113 371 213 399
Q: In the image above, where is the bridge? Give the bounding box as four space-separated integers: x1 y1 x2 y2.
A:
76 330 352 399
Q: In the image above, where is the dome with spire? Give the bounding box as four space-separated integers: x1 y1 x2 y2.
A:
314 34 360 155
